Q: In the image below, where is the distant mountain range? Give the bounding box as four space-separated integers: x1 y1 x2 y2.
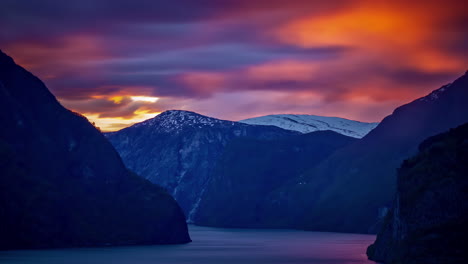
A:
105 110 377 221
108 71 468 235
106 110 298 220
0 50 190 249
240 114 378 138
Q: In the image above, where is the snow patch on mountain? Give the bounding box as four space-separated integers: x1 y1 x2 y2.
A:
132 110 236 133
240 114 378 138
419 83 451 102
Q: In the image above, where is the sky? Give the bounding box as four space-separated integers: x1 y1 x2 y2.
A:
1 0 467 131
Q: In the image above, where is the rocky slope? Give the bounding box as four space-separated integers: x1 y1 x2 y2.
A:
367 123 468 264
194 131 357 227
106 111 297 219
0 50 190 249
240 114 378 138
261 71 468 233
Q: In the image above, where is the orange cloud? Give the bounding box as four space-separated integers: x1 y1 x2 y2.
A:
60 88 164 131
82 111 162 132
180 72 226 95
273 1 465 73
5 34 109 73
179 59 319 90
176 54 448 107
247 60 318 82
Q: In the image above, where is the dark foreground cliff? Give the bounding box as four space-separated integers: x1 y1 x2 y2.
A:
0 50 190 249
367 123 468 264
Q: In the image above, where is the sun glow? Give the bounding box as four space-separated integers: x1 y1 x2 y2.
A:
130 96 160 103
85 110 162 132
60 94 163 132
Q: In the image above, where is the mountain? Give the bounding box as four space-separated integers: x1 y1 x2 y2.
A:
193 130 357 228
367 123 468 264
0 50 190 250
260 71 468 233
240 114 378 138
105 110 297 220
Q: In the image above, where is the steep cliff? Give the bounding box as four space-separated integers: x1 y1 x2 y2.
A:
367 123 468 263
0 50 190 249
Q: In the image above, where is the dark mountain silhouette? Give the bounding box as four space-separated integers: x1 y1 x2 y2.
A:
367 123 468 264
0 50 190 250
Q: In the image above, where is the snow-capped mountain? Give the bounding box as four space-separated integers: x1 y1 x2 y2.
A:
132 110 234 133
240 115 378 138
106 110 298 221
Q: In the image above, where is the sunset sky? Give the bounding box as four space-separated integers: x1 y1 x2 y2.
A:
1 0 467 131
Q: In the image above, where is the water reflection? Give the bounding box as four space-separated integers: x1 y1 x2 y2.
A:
0 225 377 264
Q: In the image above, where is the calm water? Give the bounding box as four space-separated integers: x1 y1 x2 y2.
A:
0 225 377 264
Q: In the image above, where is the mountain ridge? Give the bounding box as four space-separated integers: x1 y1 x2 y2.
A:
129 110 237 133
